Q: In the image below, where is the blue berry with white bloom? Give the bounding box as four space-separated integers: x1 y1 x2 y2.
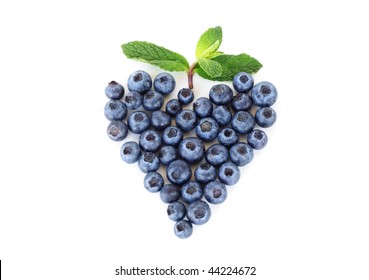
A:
218 128 239 148
231 111 255 135
167 202 186 221
178 88 194 105
158 145 177 166
179 137 205 164
218 162 240 186
144 172 164 193
107 121 128 141
255 107 277 128
160 184 181 203
187 200 211 225
195 117 219 142
212 105 232 126
105 81 124 99
142 90 164 111
166 160 192 185
104 100 127 121
165 99 182 117
194 162 217 184
139 129 162 152
251 81 278 107
193 97 213 118
247 129 268 150
205 144 229 167
209 84 233 105
232 93 253 112
120 141 141 163
232 72 254 93
181 181 203 203
204 181 228 204
127 111 150 134
229 142 254 166
162 126 183 146
138 152 160 173
123 91 142 110
174 220 193 239
127 70 152 95
151 110 171 131
175 109 198 132
154 72 176 95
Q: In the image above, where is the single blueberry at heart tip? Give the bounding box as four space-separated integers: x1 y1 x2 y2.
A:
232 72 254 93
139 129 162 152
165 99 182 117
195 117 219 142
162 126 183 146
209 84 233 105
127 70 152 94
104 99 127 121
160 184 181 203
120 141 141 163
167 202 186 221
218 162 240 186
127 111 150 134
144 172 164 193
174 220 193 239
187 200 211 225
154 72 176 95
178 88 194 105
251 81 278 107
107 120 128 141
179 137 205 164
181 181 203 204
193 97 213 118
247 129 268 150
105 81 124 99
166 159 192 185
194 162 217 184
204 181 228 204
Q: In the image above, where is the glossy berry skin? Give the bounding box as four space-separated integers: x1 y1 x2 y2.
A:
120 141 141 164
247 129 268 150
251 81 278 107
166 160 192 185
204 181 228 204
232 93 253 112
181 181 203 204
231 111 255 135
127 111 150 134
127 70 152 95
104 100 127 121
193 97 213 118
139 129 162 152
158 145 177 166
138 152 160 173
105 81 124 99
209 84 233 105
154 72 176 95
107 121 128 141
187 200 211 225
232 72 254 93
142 90 164 111
229 142 254 166
167 202 186 221
255 107 277 128
175 109 198 132
160 184 181 203
151 110 171 131
123 91 142 110
205 144 229 167
195 117 219 142
212 105 232 126
178 88 194 105
194 162 217 184
144 172 164 193
165 99 182 117
218 162 240 186
179 137 205 164
218 128 239 148
174 220 193 239
162 126 183 146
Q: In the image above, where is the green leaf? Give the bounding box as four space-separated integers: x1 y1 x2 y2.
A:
122 41 189 71
195 53 262 81
197 58 223 78
196 26 222 59
208 51 224 59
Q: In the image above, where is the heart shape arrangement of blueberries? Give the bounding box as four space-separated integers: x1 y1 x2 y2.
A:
104 71 277 238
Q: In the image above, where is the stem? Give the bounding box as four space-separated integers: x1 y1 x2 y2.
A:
187 62 197 89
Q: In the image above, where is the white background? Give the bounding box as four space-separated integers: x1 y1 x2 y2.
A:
0 0 368 279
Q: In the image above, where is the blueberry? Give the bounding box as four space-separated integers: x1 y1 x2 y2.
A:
255 107 277 128
251 81 278 107
160 184 181 203
229 142 254 166
181 181 203 203
187 200 211 225
204 181 227 204
162 126 183 146
231 111 255 135
232 72 254 93
247 129 268 150
165 99 182 117
218 162 240 186
107 121 128 141
139 129 162 152
166 160 192 185
127 70 152 95
144 172 164 193
209 84 233 105
232 93 253 112
195 117 219 142
218 128 239 148
142 90 164 111
120 141 141 164
212 105 232 126
194 162 217 184
151 110 171 131
178 137 205 164
104 100 127 121
105 81 124 99
193 97 213 118
154 72 176 95
138 152 160 173
123 91 142 110
174 220 193 239
127 111 150 134
175 109 198 132
158 145 177 166
178 88 194 105
167 202 186 221
205 144 229 167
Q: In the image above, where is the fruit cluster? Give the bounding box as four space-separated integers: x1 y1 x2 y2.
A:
104 71 277 238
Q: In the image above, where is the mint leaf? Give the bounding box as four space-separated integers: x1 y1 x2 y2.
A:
197 58 223 78
195 54 262 81
122 41 189 72
196 26 222 59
